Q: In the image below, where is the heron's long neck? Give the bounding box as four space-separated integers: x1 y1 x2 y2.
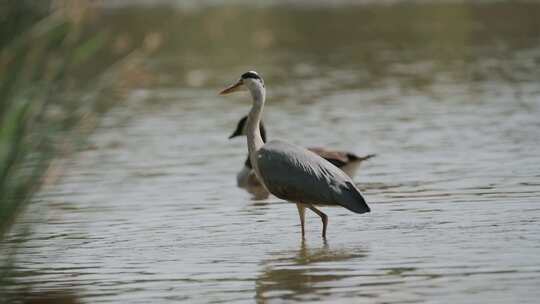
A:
246 86 265 172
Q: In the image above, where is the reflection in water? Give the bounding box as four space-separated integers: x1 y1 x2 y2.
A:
255 241 368 302
13 290 81 304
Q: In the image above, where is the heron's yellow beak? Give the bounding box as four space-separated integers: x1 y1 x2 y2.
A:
219 79 244 95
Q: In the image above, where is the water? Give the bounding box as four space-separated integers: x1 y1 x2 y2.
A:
3 2 540 303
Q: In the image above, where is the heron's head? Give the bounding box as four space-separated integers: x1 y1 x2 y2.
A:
219 71 264 95
228 115 267 141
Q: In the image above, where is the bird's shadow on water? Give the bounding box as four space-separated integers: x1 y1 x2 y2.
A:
254 239 369 303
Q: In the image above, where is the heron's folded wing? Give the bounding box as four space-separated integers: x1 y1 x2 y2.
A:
256 141 370 213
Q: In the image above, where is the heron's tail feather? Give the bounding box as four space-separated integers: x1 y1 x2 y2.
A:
339 182 370 214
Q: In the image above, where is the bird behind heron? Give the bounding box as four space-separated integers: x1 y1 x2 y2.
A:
229 115 376 200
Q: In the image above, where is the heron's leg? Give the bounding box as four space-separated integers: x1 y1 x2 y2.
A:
308 206 328 238
296 203 306 238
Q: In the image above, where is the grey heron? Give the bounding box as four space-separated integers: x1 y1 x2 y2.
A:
229 115 376 199
219 71 370 238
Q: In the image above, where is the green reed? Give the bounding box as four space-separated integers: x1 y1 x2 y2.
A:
0 3 159 300
0 0 159 236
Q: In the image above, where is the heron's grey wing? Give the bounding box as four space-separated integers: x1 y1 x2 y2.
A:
256 140 370 214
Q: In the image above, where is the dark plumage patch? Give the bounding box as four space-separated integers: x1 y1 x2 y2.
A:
229 115 267 142
229 116 248 139
244 156 252 169
325 158 347 168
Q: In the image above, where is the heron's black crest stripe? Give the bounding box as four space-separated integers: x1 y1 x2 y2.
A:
241 71 261 80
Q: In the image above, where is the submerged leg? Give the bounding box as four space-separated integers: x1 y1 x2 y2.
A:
296 203 306 239
308 206 328 238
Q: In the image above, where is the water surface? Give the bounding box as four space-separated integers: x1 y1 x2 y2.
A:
3 2 540 303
